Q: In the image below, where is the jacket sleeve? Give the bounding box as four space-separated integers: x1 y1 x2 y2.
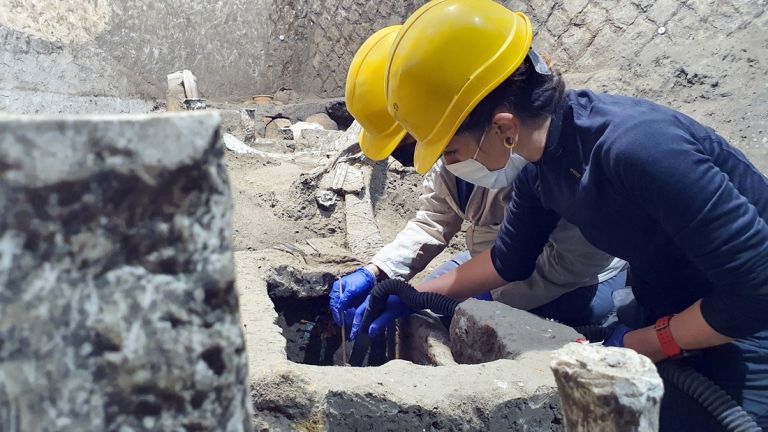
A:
610 124 768 338
491 165 561 282
371 166 464 281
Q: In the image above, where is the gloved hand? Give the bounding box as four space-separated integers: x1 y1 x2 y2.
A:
328 267 376 327
602 323 632 347
350 294 413 340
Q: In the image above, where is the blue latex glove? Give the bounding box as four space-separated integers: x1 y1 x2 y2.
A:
603 323 632 347
350 294 413 340
328 267 376 326
474 291 493 301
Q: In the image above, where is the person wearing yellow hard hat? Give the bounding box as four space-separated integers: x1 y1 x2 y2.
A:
332 25 628 344
365 0 768 429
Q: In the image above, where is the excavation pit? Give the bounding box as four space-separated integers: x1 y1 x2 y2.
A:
239 250 568 431
271 295 344 366
269 291 396 367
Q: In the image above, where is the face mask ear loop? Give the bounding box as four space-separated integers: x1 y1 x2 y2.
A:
472 125 490 161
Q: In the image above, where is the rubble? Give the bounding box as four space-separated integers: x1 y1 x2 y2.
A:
183 98 207 110
315 190 338 210
223 133 296 161
0 112 251 431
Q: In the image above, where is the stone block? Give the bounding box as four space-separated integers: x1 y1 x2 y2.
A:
561 0 589 17
647 0 679 26
403 312 457 366
450 299 581 364
0 112 251 431
265 117 293 140
306 112 338 130
299 129 347 152
166 71 185 112
550 343 663 432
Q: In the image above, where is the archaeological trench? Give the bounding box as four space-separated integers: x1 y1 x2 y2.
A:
1 0 767 431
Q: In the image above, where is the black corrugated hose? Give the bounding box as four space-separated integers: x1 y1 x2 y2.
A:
349 280 460 366
574 325 761 432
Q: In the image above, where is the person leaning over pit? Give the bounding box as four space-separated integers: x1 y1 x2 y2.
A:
329 25 628 340
358 0 768 429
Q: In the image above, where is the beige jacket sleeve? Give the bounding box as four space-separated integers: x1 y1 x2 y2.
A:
370 164 463 280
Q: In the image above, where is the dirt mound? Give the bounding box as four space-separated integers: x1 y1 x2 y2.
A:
225 153 346 252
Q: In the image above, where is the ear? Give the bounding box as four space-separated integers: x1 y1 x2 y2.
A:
491 112 520 141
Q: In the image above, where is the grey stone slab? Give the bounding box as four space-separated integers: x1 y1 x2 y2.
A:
0 112 251 431
450 299 582 364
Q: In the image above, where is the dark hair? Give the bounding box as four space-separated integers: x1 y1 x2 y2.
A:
457 52 566 137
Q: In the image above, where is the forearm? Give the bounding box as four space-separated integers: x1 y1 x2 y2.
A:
416 249 507 299
624 300 732 362
371 211 462 280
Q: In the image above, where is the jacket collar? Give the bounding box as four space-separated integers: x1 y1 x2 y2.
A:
539 96 570 164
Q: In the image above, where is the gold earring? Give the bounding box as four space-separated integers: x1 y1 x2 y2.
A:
504 133 519 149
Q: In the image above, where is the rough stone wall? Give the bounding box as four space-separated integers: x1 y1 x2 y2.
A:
0 0 271 112
265 0 424 97
0 0 423 111
265 0 767 170
511 0 768 172
2 0 766 172
0 112 251 431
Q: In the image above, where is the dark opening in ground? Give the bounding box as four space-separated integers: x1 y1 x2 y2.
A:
271 295 346 366
270 294 395 367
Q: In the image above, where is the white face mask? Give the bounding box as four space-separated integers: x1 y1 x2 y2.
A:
445 129 528 189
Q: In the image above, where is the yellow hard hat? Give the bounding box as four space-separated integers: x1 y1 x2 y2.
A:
386 0 533 174
345 25 408 161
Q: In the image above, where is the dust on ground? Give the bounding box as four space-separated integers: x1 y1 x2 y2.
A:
225 152 346 252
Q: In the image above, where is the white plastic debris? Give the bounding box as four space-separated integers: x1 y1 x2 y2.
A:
223 133 258 154
222 133 295 161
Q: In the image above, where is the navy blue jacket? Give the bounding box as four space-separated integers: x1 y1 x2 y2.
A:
491 89 768 338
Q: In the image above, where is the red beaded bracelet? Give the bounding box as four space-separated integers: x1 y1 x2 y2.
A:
655 315 683 359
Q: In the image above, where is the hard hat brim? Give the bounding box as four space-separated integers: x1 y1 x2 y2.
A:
359 127 409 161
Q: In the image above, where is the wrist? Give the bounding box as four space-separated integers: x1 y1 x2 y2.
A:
623 327 668 362
364 264 387 282
655 315 684 359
